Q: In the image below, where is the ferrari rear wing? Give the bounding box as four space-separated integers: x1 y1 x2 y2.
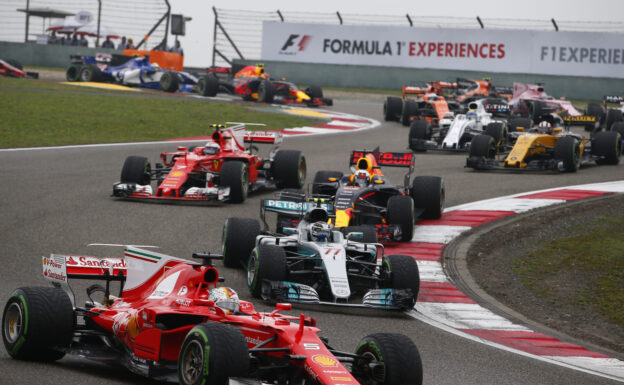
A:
244 130 283 144
43 254 126 282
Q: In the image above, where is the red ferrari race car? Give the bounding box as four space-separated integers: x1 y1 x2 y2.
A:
0 59 38 79
113 123 306 203
2 246 424 385
196 64 333 107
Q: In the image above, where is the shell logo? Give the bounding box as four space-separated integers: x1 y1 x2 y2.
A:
312 355 338 367
171 171 184 177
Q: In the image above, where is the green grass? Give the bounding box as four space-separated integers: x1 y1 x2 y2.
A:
0 76 322 148
512 215 624 326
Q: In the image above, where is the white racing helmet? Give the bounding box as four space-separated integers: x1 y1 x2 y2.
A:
208 287 239 315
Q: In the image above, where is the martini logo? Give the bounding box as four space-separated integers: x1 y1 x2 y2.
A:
280 34 311 55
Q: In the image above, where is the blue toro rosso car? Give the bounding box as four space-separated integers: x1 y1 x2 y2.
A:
65 53 198 92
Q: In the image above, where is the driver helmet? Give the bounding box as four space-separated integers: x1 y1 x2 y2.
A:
466 111 478 121
538 121 552 133
354 170 370 187
204 142 221 155
310 221 333 242
208 287 239 315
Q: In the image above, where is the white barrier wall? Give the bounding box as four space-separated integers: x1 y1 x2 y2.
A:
261 22 624 79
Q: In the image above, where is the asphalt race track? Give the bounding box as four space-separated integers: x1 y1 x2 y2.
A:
0 94 622 385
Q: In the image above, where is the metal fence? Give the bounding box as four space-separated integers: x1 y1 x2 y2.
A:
212 7 624 66
0 0 170 49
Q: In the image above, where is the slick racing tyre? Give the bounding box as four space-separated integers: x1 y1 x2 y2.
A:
258 79 275 103
507 117 532 132
352 333 423 385
222 217 261 268
611 122 624 139
311 170 343 196
220 161 249 203
408 120 432 152
79 64 102 82
305 85 323 99
387 195 414 242
469 134 496 159
247 245 288 298
382 254 420 308
401 100 418 126
65 64 81 81
160 71 180 92
272 150 306 189
411 176 444 220
341 225 378 243
585 103 605 131
554 136 581 172
484 122 506 144
384 96 403 122
2 286 73 361
198 74 219 97
605 108 623 130
592 131 622 165
120 155 151 185
6 59 23 70
178 322 249 385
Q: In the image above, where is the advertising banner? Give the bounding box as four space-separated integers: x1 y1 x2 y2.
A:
261 22 624 78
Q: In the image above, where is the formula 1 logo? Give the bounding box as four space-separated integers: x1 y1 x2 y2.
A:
280 34 311 55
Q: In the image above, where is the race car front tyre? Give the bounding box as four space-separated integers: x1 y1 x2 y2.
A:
220 161 249 203
401 100 418 126
352 333 423 385
485 122 506 144
120 155 151 185
384 96 403 122
258 79 275 103
341 225 378 243
507 117 532 132
272 150 306 189
305 85 323 99
311 170 343 196
160 71 180 92
554 136 581 172
382 254 420 307
222 217 261 268
611 122 624 138
2 286 73 361
178 322 249 385
411 176 444 220
247 245 288 298
592 131 622 165
198 75 219 97
605 109 623 130
66 64 81 81
409 120 432 152
387 195 414 242
469 134 496 159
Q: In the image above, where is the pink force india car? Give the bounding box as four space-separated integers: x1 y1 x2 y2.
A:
2 246 424 385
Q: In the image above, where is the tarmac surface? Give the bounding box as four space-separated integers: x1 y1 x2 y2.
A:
0 92 622 384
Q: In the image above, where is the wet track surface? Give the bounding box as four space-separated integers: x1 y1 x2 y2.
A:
0 95 622 384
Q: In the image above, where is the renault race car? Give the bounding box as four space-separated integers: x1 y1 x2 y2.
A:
466 115 622 172
2 246 423 385
112 123 306 203
198 64 333 106
66 53 198 92
408 98 510 152
310 148 444 242
221 202 420 310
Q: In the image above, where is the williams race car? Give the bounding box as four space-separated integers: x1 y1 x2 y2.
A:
66 53 198 92
222 201 420 310
2 246 423 384
311 148 444 242
466 115 622 172
197 64 333 107
113 123 306 203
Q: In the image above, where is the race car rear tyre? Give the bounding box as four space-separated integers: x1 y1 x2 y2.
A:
485 122 506 144
409 120 432 152
65 64 81 81
352 333 423 385
198 74 219 97
258 79 275 103
2 286 73 361
222 217 260 268
305 85 323 99
384 96 403 121
469 134 496 159
507 117 532 132
528 100 549 124
554 136 581 172
585 103 605 131
341 225 378 243
79 64 102 82
6 59 23 70
401 100 418 126
387 195 414 242
178 322 249 385
311 170 343 196
220 161 249 203
605 108 623 130
411 176 444 220
382 254 420 308
248 245 288 298
120 155 151 185
272 150 306 189
160 71 180 92
592 131 622 165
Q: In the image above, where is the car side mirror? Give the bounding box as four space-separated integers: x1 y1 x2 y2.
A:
347 232 363 241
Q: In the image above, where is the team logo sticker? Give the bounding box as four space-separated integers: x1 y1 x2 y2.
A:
312 355 338 367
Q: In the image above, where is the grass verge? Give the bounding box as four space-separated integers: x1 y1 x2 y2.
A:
512 214 624 327
0 76 322 148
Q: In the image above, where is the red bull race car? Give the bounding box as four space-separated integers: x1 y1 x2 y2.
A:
113 123 306 203
2 246 423 384
197 64 333 107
